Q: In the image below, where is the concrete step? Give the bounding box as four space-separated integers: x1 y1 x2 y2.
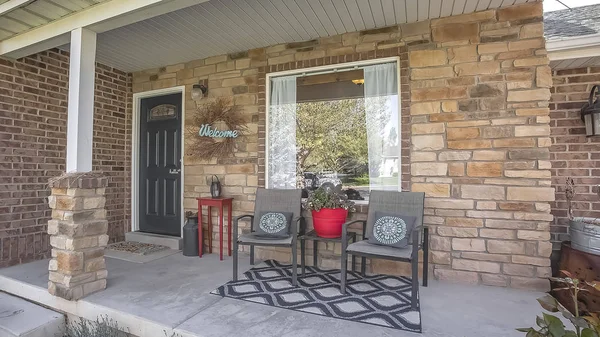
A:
0 293 65 337
125 231 182 250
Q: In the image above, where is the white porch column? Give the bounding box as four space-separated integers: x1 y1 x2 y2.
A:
66 27 97 172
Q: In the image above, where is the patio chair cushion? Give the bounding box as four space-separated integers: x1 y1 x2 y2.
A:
253 211 293 238
347 240 413 260
366 212 416 248
238 233 293 246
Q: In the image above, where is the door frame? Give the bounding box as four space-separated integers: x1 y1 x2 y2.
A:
131 86 186 237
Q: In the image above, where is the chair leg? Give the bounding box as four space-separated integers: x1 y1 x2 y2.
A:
301 239 306 275
361 257 366 277
233 240 238 281
411 258 418 310
292 243 298 286
340 251 348 294
423 228 429 287
250 245 255 265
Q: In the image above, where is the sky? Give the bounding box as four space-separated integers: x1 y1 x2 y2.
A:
544 0 600 12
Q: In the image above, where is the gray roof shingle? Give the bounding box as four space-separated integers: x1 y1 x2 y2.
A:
544 4 600 40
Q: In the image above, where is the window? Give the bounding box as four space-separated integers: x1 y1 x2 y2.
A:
266 60 400 201
148 104 177 121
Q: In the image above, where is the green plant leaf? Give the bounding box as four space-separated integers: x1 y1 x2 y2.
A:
582 328 599 337
517 327 535 332
565 331 579 337
538 295 560 312
544 313 566 337
537 316 548 328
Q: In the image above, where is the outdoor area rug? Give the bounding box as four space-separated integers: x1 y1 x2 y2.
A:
211 260 421 333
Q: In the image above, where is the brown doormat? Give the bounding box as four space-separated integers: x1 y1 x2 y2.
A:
107 241 169 255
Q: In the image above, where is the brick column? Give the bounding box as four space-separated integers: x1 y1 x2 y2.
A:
47 172 109 300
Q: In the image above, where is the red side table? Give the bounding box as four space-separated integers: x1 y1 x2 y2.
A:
196 197 233 260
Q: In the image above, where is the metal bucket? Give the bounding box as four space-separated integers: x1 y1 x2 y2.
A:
570 217 600 256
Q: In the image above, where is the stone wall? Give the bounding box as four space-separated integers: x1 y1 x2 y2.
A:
0 49 131 268
550 67 600 249
132 1 553 289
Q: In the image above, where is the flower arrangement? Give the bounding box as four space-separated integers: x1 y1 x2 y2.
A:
304 186 356 213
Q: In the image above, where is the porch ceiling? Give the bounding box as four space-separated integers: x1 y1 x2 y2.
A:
551 57 600 70
0 0 110 41
85 0 537 72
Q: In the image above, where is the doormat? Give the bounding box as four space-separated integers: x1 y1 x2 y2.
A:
106 241 169 255
211 260 421 333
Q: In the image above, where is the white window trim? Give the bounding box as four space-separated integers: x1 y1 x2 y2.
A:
265 56 402 192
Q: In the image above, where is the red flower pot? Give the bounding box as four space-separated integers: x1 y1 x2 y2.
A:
312 208 348 238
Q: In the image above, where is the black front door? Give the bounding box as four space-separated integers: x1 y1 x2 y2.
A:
139 93 182 236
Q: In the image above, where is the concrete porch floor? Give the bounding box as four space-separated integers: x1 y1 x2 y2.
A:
0 252 544 337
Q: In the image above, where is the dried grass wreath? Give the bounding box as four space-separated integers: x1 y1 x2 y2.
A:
186 97 247 158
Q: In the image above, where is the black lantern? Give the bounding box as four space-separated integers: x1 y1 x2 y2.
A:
210 175 222 198
581 85 600 137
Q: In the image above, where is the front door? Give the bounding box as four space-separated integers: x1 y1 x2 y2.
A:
139 93 182 236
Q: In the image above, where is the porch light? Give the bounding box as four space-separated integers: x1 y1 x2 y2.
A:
581 85 600 137
191 84 208 101
352 79 364 85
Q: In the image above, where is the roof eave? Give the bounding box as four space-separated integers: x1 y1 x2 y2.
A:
547 33 600 61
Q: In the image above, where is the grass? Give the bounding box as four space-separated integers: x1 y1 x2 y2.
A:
64 316 130 337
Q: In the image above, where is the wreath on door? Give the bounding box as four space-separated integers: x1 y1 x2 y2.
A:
186 97 247 158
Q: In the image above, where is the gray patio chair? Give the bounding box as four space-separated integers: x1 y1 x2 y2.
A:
340 191 428 309
232 188 303 286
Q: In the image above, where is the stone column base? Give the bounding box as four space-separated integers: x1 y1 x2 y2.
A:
47 172 109 300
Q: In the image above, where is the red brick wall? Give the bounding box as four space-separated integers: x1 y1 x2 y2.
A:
0 48 132 268
550 67 600 250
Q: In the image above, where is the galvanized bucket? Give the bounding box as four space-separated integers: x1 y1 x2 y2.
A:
570 217 600 256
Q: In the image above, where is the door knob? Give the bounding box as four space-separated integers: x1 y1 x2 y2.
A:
169 168 180 174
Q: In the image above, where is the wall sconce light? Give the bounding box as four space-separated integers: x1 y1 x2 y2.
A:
191 84 208 101
352 79 364 86
581 85 600 137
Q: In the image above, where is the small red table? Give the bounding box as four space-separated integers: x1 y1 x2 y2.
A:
196 197 233 260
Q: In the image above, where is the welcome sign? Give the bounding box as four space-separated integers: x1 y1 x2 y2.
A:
187 97 246 158
199 123 239 138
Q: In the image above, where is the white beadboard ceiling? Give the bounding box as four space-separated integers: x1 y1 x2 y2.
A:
550 57 600 70
86 0 537 72
0 0 109 41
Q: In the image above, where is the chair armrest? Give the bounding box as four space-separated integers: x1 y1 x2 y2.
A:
412 225 427 248
291 217 304 244
341 220 366 251
292 217 305 236
234 214 254 239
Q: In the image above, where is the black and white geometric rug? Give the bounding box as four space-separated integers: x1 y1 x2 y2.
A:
211 260 422 333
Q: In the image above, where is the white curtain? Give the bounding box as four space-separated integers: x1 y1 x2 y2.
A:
268 75 297 189
363 62 399 191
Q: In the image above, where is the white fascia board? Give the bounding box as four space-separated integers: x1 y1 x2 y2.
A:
0 0 34 16
0 0 209 59
547 33 600 61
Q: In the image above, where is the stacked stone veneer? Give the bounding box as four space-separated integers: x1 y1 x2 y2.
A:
47 173 108 300
132 1 552 289
550 67 600 250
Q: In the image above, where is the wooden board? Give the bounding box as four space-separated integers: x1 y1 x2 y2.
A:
554 242 600 314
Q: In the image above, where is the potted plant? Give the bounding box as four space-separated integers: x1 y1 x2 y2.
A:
304 185 355 238
517 271 600 337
